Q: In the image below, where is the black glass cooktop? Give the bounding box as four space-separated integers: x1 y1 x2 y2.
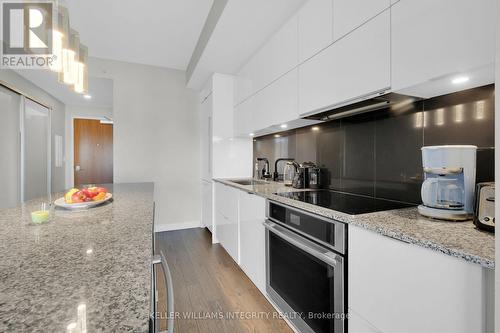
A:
276 190 415 215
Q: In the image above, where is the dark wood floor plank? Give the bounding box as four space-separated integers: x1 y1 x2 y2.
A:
155 228 293 333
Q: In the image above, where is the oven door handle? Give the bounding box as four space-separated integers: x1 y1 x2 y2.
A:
152 251 175 333
264 220 339 267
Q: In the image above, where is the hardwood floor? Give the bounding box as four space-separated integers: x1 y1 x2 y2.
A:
155 228 293 333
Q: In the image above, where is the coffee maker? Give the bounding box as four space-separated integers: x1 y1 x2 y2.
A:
418 145 477 221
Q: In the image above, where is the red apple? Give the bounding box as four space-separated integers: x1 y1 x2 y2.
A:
71 191 85 203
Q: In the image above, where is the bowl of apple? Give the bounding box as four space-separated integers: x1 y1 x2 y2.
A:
54 186 112 210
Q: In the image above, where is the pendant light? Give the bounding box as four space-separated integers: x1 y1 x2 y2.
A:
74 44 88 94
52 4 89 94
50 6 68 73
60 29 79 85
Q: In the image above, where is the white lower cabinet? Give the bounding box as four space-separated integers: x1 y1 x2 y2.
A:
201 180 212 231
349 225 488 333
299 10 390 116
214 182 239 263
214 182 268 294
239 191 267 294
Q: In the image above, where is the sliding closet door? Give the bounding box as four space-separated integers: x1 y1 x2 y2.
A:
22 98 50 201
0 86 21 208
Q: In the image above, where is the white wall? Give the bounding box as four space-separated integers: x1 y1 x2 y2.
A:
89 58 201 231
0 69 66 193
64 105 113 188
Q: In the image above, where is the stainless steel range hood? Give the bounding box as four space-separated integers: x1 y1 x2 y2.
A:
303 92 422 121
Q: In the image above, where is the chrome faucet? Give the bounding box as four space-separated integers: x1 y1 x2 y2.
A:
256 158 271 179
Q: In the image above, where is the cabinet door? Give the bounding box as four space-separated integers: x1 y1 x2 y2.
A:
254 15 298 93
235 57 258 106
239 191 267 293
391 0 496 92
200 95 212 181
299 10 390 116
234 97 256 137
333 0 390 41
212 74 234 140
298 0 333 63
214 183 239 263
201 180 213 231
254 68 299 131
349 226 484 333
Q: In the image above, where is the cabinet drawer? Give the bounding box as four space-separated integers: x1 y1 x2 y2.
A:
299 10 390 116
214 183 238 223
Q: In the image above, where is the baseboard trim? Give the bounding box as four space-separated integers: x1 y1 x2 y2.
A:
155 221 203 232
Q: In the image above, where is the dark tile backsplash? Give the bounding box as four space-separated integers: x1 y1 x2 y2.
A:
253 84 495 204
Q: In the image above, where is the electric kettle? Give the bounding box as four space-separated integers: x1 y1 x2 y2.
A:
283 162 298 186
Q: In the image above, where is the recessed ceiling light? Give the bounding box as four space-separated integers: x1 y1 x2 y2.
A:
83 94 92 99
280 124 287 129
312 126 320 131
452 76 469 84
249 133 255 137
274 134 281 138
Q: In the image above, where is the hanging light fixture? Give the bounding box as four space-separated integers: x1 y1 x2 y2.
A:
51 5 89 93
50 6 68 73
59 29 79 85
74 44 88 94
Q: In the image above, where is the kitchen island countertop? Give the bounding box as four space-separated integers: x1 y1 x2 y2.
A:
0 183 154 332
214 178 494 269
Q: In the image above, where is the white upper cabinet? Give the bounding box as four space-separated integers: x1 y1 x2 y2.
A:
391 0 496 93
234 57 258 106
254 68 299 131
298 0 333 63
254 15 298 93
333 0 390 41
234 97 256 137
299 10 390 116
234 15 298 106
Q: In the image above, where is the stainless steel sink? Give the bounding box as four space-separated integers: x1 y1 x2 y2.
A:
229 179 270 186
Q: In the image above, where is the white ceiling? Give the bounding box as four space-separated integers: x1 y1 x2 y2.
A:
14 0 306 107
65 0 214 70
187 0 306 89
16 70 113 108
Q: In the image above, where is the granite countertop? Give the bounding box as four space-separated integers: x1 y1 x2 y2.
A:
0 183 154 332
214 178 495 269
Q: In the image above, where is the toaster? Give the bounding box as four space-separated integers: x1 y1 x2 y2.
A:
473 182 495 232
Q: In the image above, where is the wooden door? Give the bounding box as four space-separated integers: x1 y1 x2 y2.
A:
74 119 113 186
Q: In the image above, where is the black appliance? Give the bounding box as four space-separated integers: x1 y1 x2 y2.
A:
265 201 346 333
308 167 324 189
292 162 316 189
276 190 415 215
474 182 495 232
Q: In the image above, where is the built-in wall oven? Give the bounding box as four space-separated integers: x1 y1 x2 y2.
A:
265 200 347 333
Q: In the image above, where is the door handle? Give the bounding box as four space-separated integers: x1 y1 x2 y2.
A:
152 252 175 333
